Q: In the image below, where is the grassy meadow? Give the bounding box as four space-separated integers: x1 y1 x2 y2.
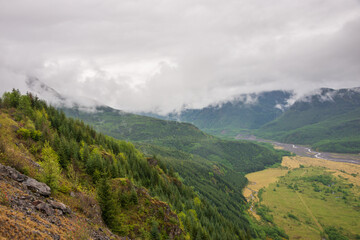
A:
245 156 360 240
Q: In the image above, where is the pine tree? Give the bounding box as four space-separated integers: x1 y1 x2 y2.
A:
130 188 138 205
97 177 116 228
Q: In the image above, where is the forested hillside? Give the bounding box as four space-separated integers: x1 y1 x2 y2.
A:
0 89 288 239
63 106 287 173
63 102 289 239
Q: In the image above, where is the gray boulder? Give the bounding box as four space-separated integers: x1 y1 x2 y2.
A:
23 178 51 196
49 200 71 214
35 202 54 216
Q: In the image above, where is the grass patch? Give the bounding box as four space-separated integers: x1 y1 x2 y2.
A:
258 166 360 239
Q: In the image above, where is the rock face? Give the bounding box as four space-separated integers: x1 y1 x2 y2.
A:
0 164 27 182
23 178 51 196
0 163 51 196
0 162 113 239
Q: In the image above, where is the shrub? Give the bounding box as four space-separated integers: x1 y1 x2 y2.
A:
30 130 42 141
325 226 349 240
287 213 299 221
17 128 31 139
16 128 42 141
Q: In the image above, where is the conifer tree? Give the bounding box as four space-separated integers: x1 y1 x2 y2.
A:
40 141 62 191
130 188 138 204
97 177 116 228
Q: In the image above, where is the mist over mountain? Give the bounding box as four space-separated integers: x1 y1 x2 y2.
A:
138 86 360 153
26 78 105 113
258 87 360 153
14 78 360 154
175 90 294 132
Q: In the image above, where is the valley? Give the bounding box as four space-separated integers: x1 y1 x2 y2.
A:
236 134 360 165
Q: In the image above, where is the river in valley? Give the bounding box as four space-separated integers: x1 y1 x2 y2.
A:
235 134 360 165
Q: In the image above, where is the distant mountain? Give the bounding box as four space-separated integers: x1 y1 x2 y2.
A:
177 90 293 136
26 77 65 102
141 87 360 153
26 77 103 112
258 87 360 153
137 90 294 137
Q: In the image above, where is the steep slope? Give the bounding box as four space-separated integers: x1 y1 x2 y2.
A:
0 162 116 240
1 90 261 239
258 88 360 153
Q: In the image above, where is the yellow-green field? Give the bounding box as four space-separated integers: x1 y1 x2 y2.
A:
245 156 360 239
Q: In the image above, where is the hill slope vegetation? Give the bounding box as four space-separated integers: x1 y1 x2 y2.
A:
0 89 289 239
63 104 289 236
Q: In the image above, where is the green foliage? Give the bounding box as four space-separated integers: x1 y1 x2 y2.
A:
130 189 138 204
17 128 42 141
303 174 333 186
287 213 299 221
256 205 273 223
2 89 21 108
40 142 62 191
324 226 349 240
97 178 117 229
18 95 34 117
16 128 31 139
150 221 161 240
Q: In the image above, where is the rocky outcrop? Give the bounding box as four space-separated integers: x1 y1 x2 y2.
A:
0 163 51 196
23 178 51 196
0 162 114 239
0 163 27 182
0 163 74 216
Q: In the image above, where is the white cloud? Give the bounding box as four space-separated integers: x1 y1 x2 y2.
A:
0 0 359 114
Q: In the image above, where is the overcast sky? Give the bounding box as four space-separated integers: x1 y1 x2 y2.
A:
0 0 360 114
